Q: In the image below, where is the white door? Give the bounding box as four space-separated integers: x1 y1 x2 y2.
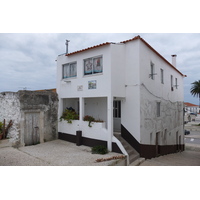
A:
113 100 121 132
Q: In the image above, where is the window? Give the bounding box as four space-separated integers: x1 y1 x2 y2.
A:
160 69 164 84
113 101 121 118
157 102 161 117
175 78 178 89
63 62 77 79
84 56 103 75
171 75 174 91
150 62 155 80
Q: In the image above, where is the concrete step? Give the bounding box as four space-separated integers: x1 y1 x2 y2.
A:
114 133 139 164
129 157 145 166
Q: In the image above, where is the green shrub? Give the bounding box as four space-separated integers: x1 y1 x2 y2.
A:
92 145 108 155
60 107 79 123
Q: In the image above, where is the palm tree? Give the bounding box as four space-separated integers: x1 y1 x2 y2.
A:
190 80 200 108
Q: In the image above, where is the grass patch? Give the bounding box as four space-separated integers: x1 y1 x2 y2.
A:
91 145 108 155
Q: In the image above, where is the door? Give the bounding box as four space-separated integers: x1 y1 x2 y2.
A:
113 100 121 132
24 112 40 146
156 132 160 156
176 131 179 152
179 135 181 151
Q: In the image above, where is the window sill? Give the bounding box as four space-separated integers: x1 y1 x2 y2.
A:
83 73 103 78
62 77 77 81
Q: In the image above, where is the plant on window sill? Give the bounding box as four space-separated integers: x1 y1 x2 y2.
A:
60 107 79 124
83 115 95 127
83 116 104 127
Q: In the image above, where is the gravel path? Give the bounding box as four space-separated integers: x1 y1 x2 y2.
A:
0 139 125 166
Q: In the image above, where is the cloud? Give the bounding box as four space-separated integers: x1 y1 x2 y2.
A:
0 33 199 105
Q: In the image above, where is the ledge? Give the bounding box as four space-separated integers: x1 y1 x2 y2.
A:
0 139 12 148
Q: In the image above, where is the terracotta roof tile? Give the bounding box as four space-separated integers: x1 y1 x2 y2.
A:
120 35 141 43
65 35 186 77
184 102 198 107
66 42 111 56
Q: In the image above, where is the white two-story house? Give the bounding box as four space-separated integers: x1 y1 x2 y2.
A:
56 35 186 159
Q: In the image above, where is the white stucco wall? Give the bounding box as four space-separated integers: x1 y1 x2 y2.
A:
120 40 141 142
56 45 112 99
57 38 185 150
139 40 184 145
0 92 21 145
58 120 108 141
57 45 113 147
110 43 125 98
139 41 184 102
84 97 107 124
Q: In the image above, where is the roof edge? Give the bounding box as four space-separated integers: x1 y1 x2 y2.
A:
66 42 111 56
139 37 186 77
64 35 186 77
121 35 186 77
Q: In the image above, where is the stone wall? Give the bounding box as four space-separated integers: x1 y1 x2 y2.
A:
0 90 58 147
140 84 184 145
0 92 21 146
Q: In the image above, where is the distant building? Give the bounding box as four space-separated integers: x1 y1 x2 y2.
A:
56 35 186 159
184 102 199 114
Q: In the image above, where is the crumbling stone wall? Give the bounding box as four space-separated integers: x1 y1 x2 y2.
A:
140 84 184 146
0 90 58 147
0 92 21 146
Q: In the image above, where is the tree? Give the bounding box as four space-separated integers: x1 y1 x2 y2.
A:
190 80 200 108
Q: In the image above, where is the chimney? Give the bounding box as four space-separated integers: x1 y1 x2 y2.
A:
65 40 70 54
171 54 177 68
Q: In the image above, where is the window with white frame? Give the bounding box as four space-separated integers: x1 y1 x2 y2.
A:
84 56 103 75
63 62 77 79
160 68 164 84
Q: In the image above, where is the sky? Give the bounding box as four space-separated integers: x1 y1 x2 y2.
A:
0 33 199 105
1 0 200 198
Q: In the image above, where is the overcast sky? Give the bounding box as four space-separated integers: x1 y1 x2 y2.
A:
0 33 199 105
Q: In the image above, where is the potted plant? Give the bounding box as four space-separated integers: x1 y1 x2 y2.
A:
60 107 79 124
83 115 95 127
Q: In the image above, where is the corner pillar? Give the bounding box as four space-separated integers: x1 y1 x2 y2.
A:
107 96 113 151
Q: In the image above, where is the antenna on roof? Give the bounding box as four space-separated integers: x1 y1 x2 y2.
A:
19 87 31 90
65 40 70 54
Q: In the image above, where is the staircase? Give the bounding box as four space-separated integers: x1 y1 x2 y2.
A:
114 133 140 165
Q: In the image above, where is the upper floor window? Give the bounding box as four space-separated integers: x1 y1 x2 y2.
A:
175 78 178 89
171 75 174 91
63 62 77 79
84 56 103 75
160 69 164 84
150 62 155 80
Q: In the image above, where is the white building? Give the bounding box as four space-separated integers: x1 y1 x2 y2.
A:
184 102 199 114
56 35 186 159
